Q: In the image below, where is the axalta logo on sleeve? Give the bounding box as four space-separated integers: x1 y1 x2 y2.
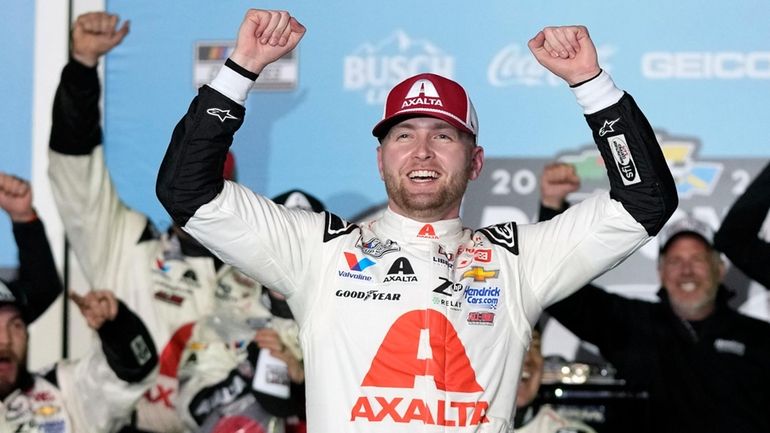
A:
350 309 489 427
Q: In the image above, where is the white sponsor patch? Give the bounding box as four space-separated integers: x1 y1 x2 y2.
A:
607 134 641 185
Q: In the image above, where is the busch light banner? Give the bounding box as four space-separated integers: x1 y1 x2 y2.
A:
25 0 764 360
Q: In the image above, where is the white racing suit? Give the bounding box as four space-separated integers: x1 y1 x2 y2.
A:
173 303 303 432
0 302 157 433
156 63 677 432
47 60 276 432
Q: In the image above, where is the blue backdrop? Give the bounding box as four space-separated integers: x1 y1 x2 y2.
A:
0 2 35 267
100 0 770 231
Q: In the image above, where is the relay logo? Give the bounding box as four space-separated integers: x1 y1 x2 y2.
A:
345 252 376 271
351 309 488 427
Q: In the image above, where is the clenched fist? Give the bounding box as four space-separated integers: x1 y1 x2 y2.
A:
71 12 130 68
540 162 580 210
230 9 306 75
528 25 601 86
0 173 35 223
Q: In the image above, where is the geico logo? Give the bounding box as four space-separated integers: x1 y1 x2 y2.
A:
344 56 454 89
350 396 489 426
642 52 770 79
335 289 401 301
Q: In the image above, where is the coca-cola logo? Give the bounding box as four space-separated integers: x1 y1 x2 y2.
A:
487 43 615 87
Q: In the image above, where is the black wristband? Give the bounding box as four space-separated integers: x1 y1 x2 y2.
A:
569 69 603 88
225 58 259 81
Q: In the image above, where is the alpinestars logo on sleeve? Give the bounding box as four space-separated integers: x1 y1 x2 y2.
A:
598 117 620 137
206 108 238 122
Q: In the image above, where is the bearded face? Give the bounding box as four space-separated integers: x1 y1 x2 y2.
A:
377 117 483 221
0 305 28 400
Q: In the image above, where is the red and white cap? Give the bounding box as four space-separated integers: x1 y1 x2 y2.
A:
372 73 478 138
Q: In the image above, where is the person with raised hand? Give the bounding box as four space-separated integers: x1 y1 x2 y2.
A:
47 11 272 432
157 9 676 431
540 162 770 433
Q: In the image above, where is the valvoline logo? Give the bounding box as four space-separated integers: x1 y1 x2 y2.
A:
156 259 170 273
345 252 376 271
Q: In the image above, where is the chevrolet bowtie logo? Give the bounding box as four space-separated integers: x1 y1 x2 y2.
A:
462 267 499 282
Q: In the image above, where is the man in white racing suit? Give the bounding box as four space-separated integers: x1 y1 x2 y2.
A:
45 12 287 432
0 284 157 433
156 9 677 433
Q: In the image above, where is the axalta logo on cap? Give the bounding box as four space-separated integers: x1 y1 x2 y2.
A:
401 79 443 109
372 72 478 138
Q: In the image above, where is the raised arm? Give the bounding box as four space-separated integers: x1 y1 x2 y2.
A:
47 12 148 290
530 26 677 236
157 9 305 225
155 10 322 301
0 173 62 323
510 27 677 311
58 290 157 433
714 162 770 288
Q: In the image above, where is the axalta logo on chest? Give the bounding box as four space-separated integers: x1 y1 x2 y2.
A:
350 396 489 426
350 309 490 426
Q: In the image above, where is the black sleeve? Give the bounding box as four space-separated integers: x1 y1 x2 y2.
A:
49 60 102 155
714 162 770 289
8 218 63 324
586 93 678 235
545 284 638 359
156 85 245 226
98 301 158 383
538 202 568 223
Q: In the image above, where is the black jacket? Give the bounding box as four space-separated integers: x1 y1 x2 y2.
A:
2 218 63 323
541 203 770 433
714 161 770 289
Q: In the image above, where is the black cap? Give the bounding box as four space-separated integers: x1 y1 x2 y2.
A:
0 281 28 323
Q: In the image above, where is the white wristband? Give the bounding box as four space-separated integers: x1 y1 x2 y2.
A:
571 71 624 114
210 65 254 107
